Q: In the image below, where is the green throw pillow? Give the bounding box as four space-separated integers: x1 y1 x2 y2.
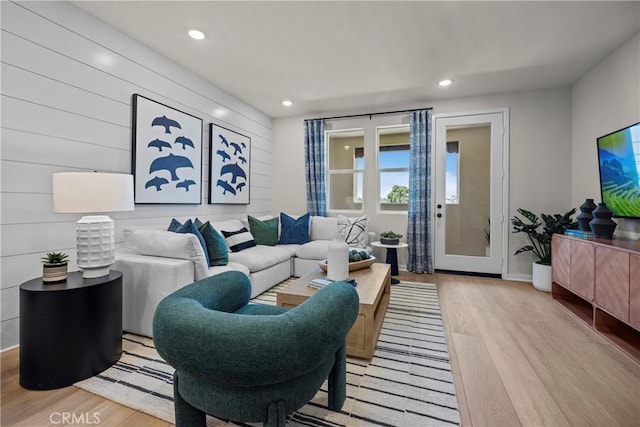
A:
195 218 229 267
248 216 279 246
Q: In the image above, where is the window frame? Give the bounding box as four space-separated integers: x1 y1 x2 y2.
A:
445 140 460 205
325 128 365 213
376 125 410 214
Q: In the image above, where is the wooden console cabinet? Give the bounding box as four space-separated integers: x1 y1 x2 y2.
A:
551 234 640 362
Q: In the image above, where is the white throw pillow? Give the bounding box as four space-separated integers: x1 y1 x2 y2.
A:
211 219 245 234
221 227 257 253
211 219 245 249
310 216 338 241
337 214 368 247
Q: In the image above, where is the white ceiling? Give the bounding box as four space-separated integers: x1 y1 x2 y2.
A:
72 1 640 119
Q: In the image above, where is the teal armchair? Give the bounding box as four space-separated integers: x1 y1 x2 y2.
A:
153 271 359 427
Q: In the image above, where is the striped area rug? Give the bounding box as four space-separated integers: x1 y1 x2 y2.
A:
76 280 460 426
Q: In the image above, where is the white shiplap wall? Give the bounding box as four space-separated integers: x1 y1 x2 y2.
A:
0 1 273 349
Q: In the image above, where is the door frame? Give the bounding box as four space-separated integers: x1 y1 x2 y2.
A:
431 108 510 277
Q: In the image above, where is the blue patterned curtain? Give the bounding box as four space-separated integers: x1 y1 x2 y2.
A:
304 119 327 216
407 110 433 273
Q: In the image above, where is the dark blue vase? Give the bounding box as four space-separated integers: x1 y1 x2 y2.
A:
589 202 617 238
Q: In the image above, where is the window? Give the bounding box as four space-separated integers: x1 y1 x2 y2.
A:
446 141 459 204
378 126 410 212
327 129 364 211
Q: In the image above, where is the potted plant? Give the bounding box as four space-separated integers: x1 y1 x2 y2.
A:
380 231 403 245
41 252 69 283
511 208 578 292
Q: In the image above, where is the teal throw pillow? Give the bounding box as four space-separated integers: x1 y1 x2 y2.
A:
248 216 279 246
278 212 310 244
168 218 210 266
198 221 229 267
193 217 205 229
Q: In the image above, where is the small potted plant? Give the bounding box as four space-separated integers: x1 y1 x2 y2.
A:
511 208 577 292
41 252 69 283
380 231 403 245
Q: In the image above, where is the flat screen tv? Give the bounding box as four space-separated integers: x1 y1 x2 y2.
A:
597 121 640 218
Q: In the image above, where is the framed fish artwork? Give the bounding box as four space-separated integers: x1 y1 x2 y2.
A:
132 94 203 204
208 123 251 204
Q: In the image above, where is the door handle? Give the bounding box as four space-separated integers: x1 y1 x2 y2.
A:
437 204 442 209
436 213 442 218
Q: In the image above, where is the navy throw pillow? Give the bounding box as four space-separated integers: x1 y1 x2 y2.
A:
278 212 311 244
168 218 182 232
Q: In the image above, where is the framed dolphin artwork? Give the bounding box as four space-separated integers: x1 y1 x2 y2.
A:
208 123 251 204
132 94 203 204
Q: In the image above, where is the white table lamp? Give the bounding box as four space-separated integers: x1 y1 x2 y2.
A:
53 172 134 278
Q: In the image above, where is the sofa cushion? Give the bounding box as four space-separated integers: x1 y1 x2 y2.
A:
310 216 338 241
169 219 210 267
195 219 229 267
278 212 310 244
295 240 330 260
123 225 165 244
248 215 279 246
125 228 209 281
222 227 257 253
209 261 250 277
337 214 368 247
229 245 291 273
276 244 301 257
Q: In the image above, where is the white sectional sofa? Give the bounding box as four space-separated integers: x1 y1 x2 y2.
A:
114 214 371 337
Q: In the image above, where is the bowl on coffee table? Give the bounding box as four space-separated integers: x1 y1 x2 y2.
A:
318 256 375 272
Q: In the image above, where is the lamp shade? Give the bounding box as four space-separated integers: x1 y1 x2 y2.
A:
52 172 134 279
53 172 134 213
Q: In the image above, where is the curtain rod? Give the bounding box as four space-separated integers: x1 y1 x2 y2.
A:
309 107 432 122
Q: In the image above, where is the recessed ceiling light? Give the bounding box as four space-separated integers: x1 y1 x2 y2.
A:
439 79 453 87
282 100 293 107
188 29 205 40
213 108 227 117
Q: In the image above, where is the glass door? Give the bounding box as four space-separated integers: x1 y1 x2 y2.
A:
433 111 506 275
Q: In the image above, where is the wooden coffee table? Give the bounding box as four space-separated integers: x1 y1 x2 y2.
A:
276 263 391 360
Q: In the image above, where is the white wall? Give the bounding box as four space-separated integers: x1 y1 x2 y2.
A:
272 87 573 278
572 32 640 236
272 117 308 215
0 1 273 350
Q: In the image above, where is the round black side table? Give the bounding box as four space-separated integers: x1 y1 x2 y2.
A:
371 241 409 284
19 270 123 390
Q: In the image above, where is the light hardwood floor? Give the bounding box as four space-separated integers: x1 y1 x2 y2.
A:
2 272 639 426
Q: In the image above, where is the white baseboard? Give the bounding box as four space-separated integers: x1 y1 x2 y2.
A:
1 344 18 353
504 273 532 282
